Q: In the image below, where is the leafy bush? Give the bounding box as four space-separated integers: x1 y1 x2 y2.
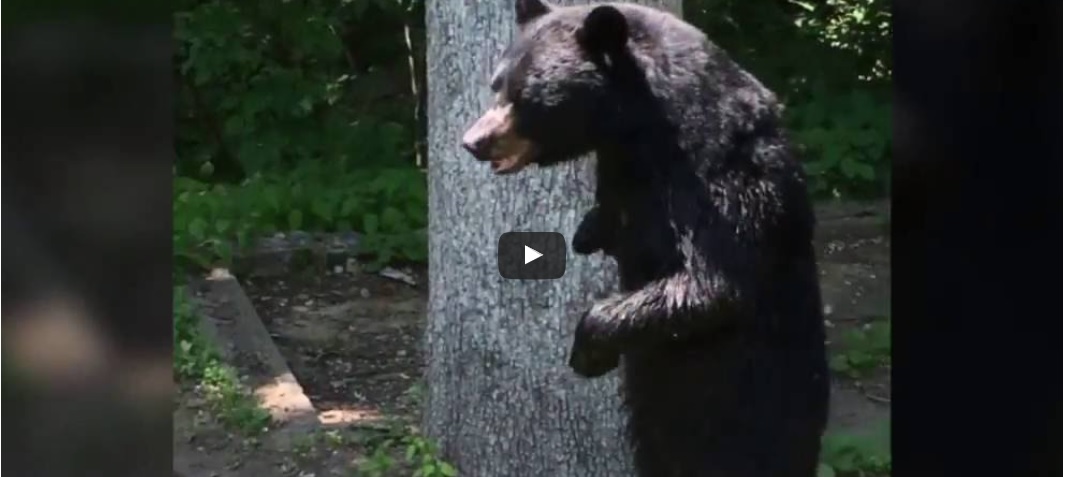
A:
175 0 423 180
174 164 427 272
787 87 891 198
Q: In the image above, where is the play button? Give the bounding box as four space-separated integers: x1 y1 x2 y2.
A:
497 232 567 280
524 245 543 264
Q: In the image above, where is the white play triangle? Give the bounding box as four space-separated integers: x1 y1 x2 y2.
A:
524 245 543 264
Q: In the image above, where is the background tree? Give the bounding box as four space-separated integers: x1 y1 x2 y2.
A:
422 1 680 476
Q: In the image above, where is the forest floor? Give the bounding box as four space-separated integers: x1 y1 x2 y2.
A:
174 200 891 477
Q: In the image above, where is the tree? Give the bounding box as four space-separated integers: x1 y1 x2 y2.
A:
423 0 680 476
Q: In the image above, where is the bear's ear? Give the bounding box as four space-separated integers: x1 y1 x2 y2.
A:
577 5 629 57
515 0 552 26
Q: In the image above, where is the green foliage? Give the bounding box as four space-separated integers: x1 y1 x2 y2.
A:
174 0 890 198
174 286 217 379
174 0 428 272
819 420 892 476
174 288 273 435
830 319 891 379
175 0 422 180
789 0 892 80
199 364 275 435
358 427 459 477
173 164 427 272
405 436 459 477
788 87 891 198
685 0 891 198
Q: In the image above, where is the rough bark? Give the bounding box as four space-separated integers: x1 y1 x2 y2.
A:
423 1 680 476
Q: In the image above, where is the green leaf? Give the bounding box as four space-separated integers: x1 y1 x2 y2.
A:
438 462 458 476
816 463 835 477
297 97 314 115
340 197 361 217
787 0 816 12
800 103 826 127
288 210 304 230
311 199 334 223
803 159 832 176
834 453 859 472
188 217 208 241
839 157 864 178
828 354 851 373
848 350 874 367
854 162 876 181
264 187 281 213
797 127 830 149
381 206 406 232
820 144 844 167
363 214 379 235
851 7 867 23
222 115 246 136
848 91 877 122
213 240 234 263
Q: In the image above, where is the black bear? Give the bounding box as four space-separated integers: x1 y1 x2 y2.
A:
461 1 830 476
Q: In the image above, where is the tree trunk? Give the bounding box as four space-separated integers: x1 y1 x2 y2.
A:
423 1 680 476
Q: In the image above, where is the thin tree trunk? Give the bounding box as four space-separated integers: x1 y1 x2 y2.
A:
423 1 680 476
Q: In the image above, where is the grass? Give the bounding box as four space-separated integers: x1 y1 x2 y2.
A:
174 286 273 435
829 318 891 379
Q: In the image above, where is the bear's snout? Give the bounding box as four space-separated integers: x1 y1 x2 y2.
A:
461 106 512 162
461 124 493 161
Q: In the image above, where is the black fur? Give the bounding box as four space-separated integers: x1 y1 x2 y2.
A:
484 2 830 476
571 205 617 256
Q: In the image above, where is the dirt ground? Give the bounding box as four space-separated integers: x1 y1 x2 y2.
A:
245 270 428 426
174 201 891 477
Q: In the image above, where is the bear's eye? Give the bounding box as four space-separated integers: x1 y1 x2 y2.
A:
490 66 509 93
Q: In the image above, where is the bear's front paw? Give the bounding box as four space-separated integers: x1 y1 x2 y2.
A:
568 343 619 378
574 206 621 256
572 211 604 255
571 231 602 256
568 309 619 378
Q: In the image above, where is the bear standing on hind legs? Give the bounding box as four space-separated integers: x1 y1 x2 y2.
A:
461 1 830 476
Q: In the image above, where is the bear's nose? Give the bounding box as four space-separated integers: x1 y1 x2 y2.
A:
461 133 492 161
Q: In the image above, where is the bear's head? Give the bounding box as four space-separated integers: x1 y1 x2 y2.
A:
461 0 645 175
